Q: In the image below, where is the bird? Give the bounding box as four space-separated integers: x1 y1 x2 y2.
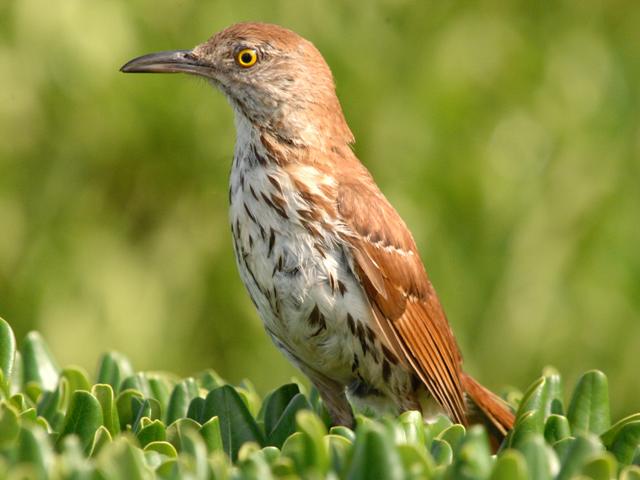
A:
121 22 515 442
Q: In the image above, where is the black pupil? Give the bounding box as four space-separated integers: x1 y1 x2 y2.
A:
241 52 253 64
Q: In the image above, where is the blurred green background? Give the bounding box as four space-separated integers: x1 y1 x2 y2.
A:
1 0 639 416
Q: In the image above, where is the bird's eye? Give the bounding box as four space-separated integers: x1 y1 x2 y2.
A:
236 48 258 68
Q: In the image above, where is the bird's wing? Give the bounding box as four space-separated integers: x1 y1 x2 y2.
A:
337 171 467 424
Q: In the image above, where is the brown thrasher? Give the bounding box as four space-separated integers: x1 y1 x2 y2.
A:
122 22 514 441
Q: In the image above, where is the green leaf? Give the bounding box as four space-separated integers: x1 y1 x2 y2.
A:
510 410 544 447
9 350 23 396
60 366 91 397
137 419 166 447
489 450 527 480
121 373 152 398
296 410 329 473
144 440 178 458
58 390 103 453
237 447 275 480
567 370 611 435
36 386 62 427
399 410 428 448
610 420 640 465
259 383 300 435
90 425 113 457
201 385 265 460
621 466 640 480
92 383 120 436
330 425 356 443
198 369 225 391
544 414 571 444
96 351 134 393
515 434 553 480
0 402 20 448
21 331 59 392
515 377 545 419
147 376 172 413
179 429 209 479
447 425 492 480
0 317 16 389
166 417 201 451
580 451 617 480
165 378 199 425
115 388 144 431
327 433 352 474
199 415 223 453
186 396 206 423
601 413 640 448
96 437 152 480
15 426 54 477
397 443 434 478
437 424 466 455
345 421 403 480
430 438 453 466
267 393 312 448
555 434 602 480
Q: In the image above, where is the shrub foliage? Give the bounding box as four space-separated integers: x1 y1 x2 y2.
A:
0 317 638 479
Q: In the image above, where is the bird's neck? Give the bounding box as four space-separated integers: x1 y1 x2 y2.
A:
231 99 354 154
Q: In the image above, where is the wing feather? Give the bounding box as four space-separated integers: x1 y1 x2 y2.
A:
337 169 467 424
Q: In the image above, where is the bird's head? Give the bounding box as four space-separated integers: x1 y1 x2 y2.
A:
121 22 353 147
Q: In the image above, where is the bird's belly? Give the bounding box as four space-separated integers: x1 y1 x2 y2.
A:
231 212 357 383
228 160 416 412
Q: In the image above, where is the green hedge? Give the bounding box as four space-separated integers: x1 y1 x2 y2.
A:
0 317 638 479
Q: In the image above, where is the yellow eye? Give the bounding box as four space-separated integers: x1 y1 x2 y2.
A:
236 48 258 68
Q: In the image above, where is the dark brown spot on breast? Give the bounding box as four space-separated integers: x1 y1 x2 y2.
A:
356 323 368 356
346 313 355 335
249 185 259 201
268 228 276 257
382 359 391 382
351 354 359 372
244 203 257 224
308 304 327 337
382 344 399 365
261 192 288 219
267 175 283 195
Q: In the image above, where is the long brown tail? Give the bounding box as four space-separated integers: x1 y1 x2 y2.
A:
461 372 515 445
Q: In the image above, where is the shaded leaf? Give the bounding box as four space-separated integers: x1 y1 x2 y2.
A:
0 317 16 389
267 393 312 448
447 425 492 480
165 378 200 425
199 415 223 453
581 451 617 480
567 370 610 435
202 385 265 460
555 434 602 480
90 425 113 457
345 422 403 480
544 413 571 444
21 331 59 392
489 449 527 480
96 351 134 393
610 420 640 465
92 383 120 436
259 383 299 435
515 433 553 480
137 419 166 447
58 390 103 453
144 440 178 458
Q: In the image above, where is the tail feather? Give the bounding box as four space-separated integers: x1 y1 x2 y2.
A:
461 373 515 445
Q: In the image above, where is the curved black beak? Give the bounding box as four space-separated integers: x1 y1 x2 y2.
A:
120 50 212 76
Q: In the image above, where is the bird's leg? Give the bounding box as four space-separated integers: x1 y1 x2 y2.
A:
297 364 354 428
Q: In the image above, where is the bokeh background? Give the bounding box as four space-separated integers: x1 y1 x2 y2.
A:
1 1 639 417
